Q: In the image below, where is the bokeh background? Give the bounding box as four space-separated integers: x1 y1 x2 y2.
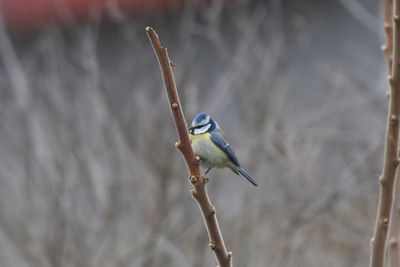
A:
0 0 387 266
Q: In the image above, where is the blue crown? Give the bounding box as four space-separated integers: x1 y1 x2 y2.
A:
192 112 211 126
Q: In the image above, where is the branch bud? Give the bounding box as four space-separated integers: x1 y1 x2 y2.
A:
208 205 216 216
382 217 389 228
379 175 386 185
389 238 398 248
227 251 233 260
171 102 179 110
195 155 201 162
189 175 198 184
390 114 398 124
190 189 198 199
384 22 390 30
389 75 395 85
170 61 176 68
209 241 217 251
203 176 209 184
175 141 181 149
394 15 400 23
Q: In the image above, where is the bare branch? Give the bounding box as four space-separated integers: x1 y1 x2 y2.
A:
387 167 400 267
370 1 400 267
145 26 232 267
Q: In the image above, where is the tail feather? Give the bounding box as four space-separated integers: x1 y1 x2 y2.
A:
233 166 258 187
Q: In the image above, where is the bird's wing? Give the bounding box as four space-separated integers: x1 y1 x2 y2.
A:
210 130 240 166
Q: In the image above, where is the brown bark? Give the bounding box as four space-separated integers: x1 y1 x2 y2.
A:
370 1 400 267
145 26 232 267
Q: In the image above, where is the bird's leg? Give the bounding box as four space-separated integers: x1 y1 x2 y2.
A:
205 167 212 175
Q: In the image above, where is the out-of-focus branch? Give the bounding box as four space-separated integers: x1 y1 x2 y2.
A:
383 0 394 72
370 1 400 267
145 26 232 267
387 167 400 267
387 2 400 266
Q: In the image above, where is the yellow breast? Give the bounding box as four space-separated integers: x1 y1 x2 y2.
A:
189 133 230 168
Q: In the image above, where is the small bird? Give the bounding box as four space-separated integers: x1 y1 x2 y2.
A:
189 112 258 187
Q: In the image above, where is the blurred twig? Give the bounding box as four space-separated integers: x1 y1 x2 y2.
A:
145 26 232 267
388 168 400 267
370 1 400 267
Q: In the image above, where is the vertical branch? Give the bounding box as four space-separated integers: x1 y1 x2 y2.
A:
145 26 232 267
387 1 400 266
383 0 394 73
370 1 400 267
387 168 400 267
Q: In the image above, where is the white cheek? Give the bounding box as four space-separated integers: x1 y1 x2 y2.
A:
194 124 211 134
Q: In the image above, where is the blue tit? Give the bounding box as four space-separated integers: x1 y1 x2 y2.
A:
188 112 258 187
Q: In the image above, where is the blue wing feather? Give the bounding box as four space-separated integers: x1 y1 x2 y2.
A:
210 131 240 166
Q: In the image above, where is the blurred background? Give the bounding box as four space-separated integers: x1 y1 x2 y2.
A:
0 0 387 266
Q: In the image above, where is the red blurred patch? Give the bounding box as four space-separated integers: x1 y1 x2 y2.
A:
1 0 188 32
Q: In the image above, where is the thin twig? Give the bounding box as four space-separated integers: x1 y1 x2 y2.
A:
383 0 394 73
145 26 232 267
370 1 400 267
387 167 400 267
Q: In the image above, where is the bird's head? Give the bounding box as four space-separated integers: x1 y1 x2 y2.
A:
189 112 218 135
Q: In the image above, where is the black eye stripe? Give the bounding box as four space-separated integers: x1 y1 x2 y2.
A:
194 123 208 129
